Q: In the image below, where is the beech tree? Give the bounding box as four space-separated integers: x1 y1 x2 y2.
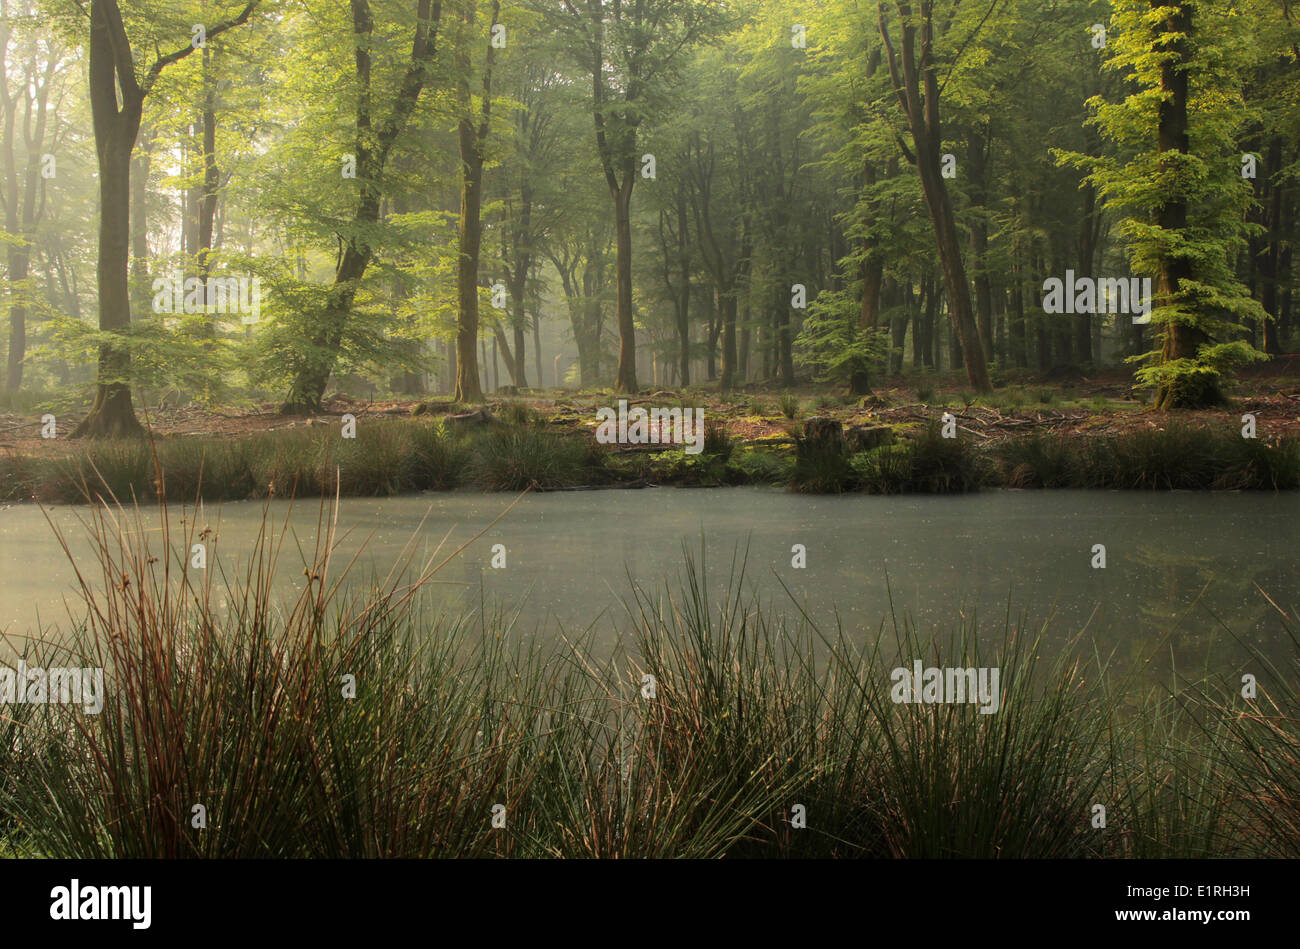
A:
280 0 443 414
877 0 990 393
1070 0 1266 409
72 0 258 436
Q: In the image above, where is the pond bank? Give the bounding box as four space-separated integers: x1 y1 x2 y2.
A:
2 413 1299 504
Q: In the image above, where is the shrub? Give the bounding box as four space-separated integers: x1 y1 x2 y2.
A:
470 428 601 490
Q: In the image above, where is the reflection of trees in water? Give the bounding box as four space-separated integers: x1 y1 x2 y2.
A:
1126 542 1286 679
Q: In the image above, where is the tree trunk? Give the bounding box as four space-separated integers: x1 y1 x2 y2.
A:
1010 259 1027 368
1257 137 1282 355
967 123 993 361
676 191 691 386
1151 0 1212 409
198 46 218 296
612 176 638 391
73 0 148 437
720 290 738 389
1075 182 1099 365
2 31 55 394
878 2 990 392
454 128 485 402
281 0 440 412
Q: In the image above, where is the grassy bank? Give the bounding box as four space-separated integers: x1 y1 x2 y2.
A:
3 412 1300 504
0 499 1295 858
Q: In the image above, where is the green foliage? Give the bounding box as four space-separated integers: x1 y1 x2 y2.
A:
793 288 890 390
1059 0 1270 405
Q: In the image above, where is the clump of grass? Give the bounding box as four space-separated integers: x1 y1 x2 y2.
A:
852 423 985 494
916 384 935 404
816 393 837 412
1035 389 1057 405
5 494 548 858
702 421 734 461
1203 600 1300 858
1106 690 1234 858
988 425 1300 491
621 550 1121 858
993 434 1080 488
470 427 604 490
791 428 853 493
497 401 540 427
0 453 38 501
855 619 1114 857
247 428 334 498
334 424 419 496
1092 425 1289 490
157 439 256 501
43 441 153 504
778 393 800 419
406 423 469 489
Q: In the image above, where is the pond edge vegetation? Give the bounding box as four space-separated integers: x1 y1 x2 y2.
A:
4 411 1300 504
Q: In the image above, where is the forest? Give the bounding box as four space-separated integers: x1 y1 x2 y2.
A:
0 0 1297 446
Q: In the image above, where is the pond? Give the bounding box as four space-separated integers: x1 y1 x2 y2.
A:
2 487 1296 677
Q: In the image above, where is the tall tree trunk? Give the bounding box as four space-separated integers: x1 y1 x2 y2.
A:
1257 137 1282 355
967 122 993 361
282 0 440 412
129 125 153 319
453 2 497 402
532 298 543 388
1075 182 1099 364
73 0 155 437
1151 0 1209 409
198 46 218 299
2 23 55 394
1010 252 1028 368
878 1 990 392
611 176 637 391
720 290 738 389
675 190 691 386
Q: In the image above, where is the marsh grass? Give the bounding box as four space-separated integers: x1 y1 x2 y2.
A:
469 427 607 490
993 425 1300 490
848 423 985 494
1200 594 1300 858
1 490 1297 858
790 430 853 493
4 418 1299 503
5 488 549 858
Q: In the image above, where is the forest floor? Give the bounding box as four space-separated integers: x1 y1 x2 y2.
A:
4 358 1299 454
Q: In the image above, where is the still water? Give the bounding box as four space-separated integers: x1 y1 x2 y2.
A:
1 487 1296 674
